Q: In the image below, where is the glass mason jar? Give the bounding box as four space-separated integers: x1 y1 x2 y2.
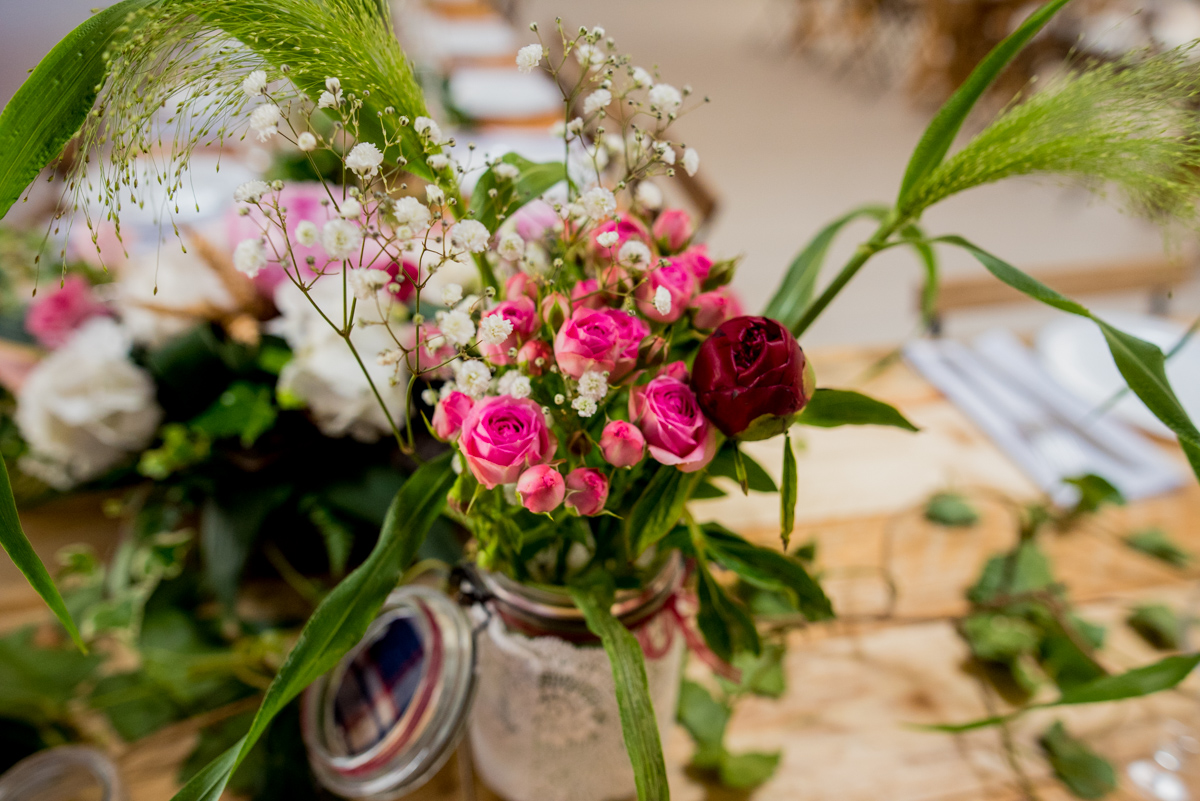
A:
302 554 686 801
0 746 125 801
468 553 686 801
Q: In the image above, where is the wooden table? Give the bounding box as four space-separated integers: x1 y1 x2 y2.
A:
5 346 1199 801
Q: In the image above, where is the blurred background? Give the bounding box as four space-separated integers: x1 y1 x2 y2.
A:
5 0 1199 347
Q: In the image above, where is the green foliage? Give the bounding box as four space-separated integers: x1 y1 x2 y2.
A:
0 628 102 727
0 458 84 649
630 465 702 555
1123 527 1191 567
570 575 669 801
903 48 1200 224
200 485 292 610
781 432 797 550
1040 721 1117 800
468 153 564 233
168 453 454 801
706 443 778 493
1127 604 1181 651
924 492 979 527
795 388 919 431
191 382 278 448
139 425 212 480
0 0 154 220
677 680 781 790
1062 474 1125 519
696 559 761 663
701 523 832 623
897 0 1073 208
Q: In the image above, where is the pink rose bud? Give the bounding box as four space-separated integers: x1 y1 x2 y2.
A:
692 286 745 330
479 297 538 365
506 271 538 303
517 464 565 513
652 209 693 254
565 468 610 516
25 275 108 349
600 420 646 468
518 339 553 376
432 391 474 441
540 292 570 329
674 244 713 282
659 360 689 382
571 278 605 310
635 260 698 324
459 396 558 488
513 199 559 241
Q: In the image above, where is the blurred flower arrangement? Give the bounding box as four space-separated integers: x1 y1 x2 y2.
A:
3 0 1200 800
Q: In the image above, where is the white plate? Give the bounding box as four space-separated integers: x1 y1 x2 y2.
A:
1036 310 1200 438
448 67 562 121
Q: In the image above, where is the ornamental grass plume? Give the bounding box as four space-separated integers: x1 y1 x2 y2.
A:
900 46 1200 225
64 0 438 252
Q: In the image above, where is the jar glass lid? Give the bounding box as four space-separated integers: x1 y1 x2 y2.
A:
302 584 476 800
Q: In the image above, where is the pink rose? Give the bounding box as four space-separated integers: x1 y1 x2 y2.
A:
25 276 108 349
513 200 559 241
600 420 646 468
540 292 570 329
404 324 458 378
458 396 558 488
432 391 474 441
692 286 745 330
554 307 650 381
506 272 538 303
674 245 713 282
635 260 698 323
518 339 553 376
652 209 693 254
479 297 538 364
517 464 565 513
565 468 609 516
630 375 717 472
659 360 689 382
590 214 650 260
571 279 605 311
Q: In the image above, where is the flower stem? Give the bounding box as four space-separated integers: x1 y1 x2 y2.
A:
791 216 901 338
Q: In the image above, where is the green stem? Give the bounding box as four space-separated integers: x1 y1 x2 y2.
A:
792 217 901 338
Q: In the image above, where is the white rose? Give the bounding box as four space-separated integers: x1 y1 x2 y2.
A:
16 318 162 489
270 280 409 441
113 247 237 347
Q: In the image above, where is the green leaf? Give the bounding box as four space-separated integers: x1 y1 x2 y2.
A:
730 643 788 699
0 0 153 220
0 627 102 725
796 388 919 431
1123 527 1191 568
200 486 291 609
937 235 1200 480
706 444 778 493
927 653 1200 732
696 560 761 663
896 0 1075 209
1127 604 1181 651
570 576 669 801
961 613 1041 663
677 679 729 752
967 541 1055 605
190 382 278 448
719 751 781 791
0 457 84 650
469 153 564 233
702 524 833 622
781 432 797 550
762 204 890 329
1040 720 1117 800
925 492 979 527
630 465 702 555
169 453 455 801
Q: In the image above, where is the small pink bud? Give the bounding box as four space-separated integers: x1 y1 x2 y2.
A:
540 292 570 329
692 287 745 330
599 420 645 468
565 468 610 516
505 272 538 303
652 209 693 254
659 361 689 382
516 464 565 513
571 279 604 310
431 391 474 441
518 339 553 376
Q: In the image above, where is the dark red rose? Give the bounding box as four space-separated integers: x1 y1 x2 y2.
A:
691 316 815 440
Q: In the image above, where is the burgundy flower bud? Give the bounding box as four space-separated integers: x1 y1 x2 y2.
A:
691 316 815 441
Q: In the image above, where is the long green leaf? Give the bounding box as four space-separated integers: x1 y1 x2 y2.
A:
796 388 919 431
469 153 564 233
0 459 84 651
630 465 701 555
937 235 1200 480
896 0 1074 209
926 652 1200 732
695 559 761 662
762 205 890 328
170 453 455 801
702 523 833 622
0 0 153 221
570 577 669 801
780 432 797 550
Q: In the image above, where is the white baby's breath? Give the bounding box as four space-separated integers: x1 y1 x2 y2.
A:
648 83 682 115
321 219 362 260
414 116 444 144
579 187 616 219
455 360 492 398
516 43 543 74
338 197 362 219
572 396 598 417
295 220 319 247
442 283 464 307
498 372 532 399
497 233 525 261
233 238 268 277
345 142 384 177
234 180 271 203
631 66 653 88
583 89 612 116
249 104 281 141
682 147 700 177
618 240 652 270
451 220 490 253
393 196 432 229
635 181 663 210
653 285 672 316
479 314 515 345
439 310 476 347
241 70 267 97
426 184 445 205
493 162 520 181
349 268 391 299
577 370 609 401
297 132 317 151
596 230 619 248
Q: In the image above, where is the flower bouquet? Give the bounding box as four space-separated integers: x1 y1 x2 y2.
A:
4 0 1200 799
